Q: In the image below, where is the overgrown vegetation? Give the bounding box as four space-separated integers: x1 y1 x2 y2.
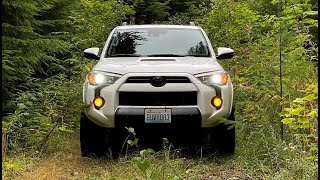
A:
2 0 131 154
2 0 318 179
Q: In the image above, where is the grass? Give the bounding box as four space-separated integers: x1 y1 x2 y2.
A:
2 123 318 180
235 122 318 179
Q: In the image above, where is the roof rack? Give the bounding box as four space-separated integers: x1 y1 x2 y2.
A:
122 22 128 26
189 21 195 26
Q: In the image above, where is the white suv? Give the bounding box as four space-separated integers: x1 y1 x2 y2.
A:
81 24 236 157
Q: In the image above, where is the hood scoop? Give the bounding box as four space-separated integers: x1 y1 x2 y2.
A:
139 58 177 62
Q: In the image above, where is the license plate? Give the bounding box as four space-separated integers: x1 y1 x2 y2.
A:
145 109 171 123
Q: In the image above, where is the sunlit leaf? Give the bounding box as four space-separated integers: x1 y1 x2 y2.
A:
293 98 305 103
282 118 295 124
140 148 155 156
306 155 316 161
303 94 317 101
289 107 305 115
303 11 318 16
308 109 318 118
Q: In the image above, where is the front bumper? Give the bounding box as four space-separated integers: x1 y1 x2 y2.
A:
83 72 233 128
115 107 201 128
115 107 202 149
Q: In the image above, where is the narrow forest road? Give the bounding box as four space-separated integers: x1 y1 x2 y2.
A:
18 134 245 180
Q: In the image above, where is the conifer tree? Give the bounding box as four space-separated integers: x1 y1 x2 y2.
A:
2 0 78 113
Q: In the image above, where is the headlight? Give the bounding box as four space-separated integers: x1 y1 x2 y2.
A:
87 71 120 85
197 72 229 86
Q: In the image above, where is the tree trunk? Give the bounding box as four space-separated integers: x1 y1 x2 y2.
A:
130 15 135 25
2 128 7 160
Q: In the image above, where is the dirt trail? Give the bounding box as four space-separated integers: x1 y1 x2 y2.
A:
21 138 106 180
18 135 243 180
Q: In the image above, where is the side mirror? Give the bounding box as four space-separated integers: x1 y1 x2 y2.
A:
216 47 235 59
84 47 100 60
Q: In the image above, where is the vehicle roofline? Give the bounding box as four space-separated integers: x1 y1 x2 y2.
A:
116 24 201 30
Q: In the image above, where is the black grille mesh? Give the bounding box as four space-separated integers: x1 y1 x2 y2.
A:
119 92 197 106
125 76 190 83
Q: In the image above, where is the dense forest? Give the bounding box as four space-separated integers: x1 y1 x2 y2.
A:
2 0 318 179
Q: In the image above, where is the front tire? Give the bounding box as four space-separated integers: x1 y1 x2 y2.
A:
80 112 110 157
209 107 235 155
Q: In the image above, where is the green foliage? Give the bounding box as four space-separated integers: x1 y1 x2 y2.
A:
2 0 78 112
236 121 318 179
2 157 31 179
128 129 188 180
124 0 211 24
73 0 133 48
197 0 317 124
2 0 75 153
2 0 133 154
2 2 318 179
197 0 318 168
281 83 318 160
168 0 211 20
131 149 155 177
124 0 170 24
125 127 154 179
125 126 139 148
2 75 83 153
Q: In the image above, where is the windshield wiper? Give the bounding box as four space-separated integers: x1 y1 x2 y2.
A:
107 54 142 57
146 54 187 57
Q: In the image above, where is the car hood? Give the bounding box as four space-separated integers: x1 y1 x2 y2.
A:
92 57 224 75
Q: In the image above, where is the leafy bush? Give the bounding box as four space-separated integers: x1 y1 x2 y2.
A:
281 83 318 160
2 75 83 154
197 0 318 171
2 0 133 154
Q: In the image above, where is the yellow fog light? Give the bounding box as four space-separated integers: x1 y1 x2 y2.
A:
211 97 222 109
94 97 105 109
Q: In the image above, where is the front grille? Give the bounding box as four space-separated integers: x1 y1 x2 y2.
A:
119 92 197 106
125 76 190 83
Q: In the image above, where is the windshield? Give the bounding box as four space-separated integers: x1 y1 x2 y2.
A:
105 28 211 57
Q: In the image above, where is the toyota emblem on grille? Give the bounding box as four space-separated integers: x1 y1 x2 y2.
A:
151 76 166 87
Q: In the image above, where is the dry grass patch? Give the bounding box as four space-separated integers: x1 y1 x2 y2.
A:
13 133 244 180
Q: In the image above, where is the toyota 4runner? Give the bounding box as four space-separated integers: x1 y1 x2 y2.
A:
81 23 236 157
